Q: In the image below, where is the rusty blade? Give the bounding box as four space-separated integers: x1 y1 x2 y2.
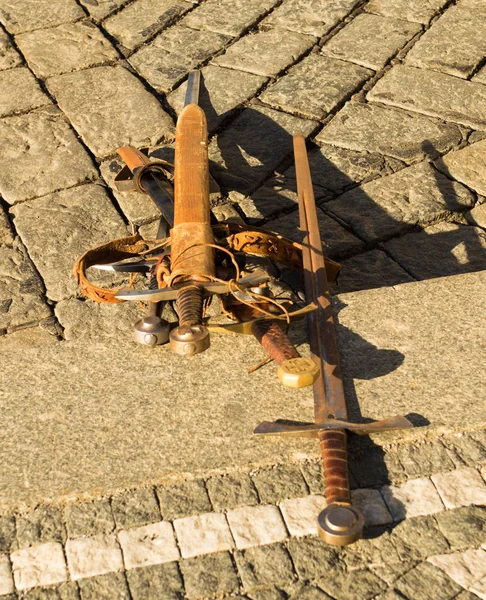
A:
294 136 347 422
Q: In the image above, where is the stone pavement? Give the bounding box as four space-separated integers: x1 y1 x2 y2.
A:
0 0 485 598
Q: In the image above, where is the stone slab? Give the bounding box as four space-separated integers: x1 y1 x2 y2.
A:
47 66 174 157
0 27 21 70
79 0 128 21
262 0 360 37
118 521 179 568
322 13 421 70
473 66 486 85
435 140 486 196
16 21 119 78
11 542 67 590
182 0 277 36
104 0 192 50
405 5 486 78
466 203 486 229
168 65 267 134
325 162 475 243
10 184 127 301
0 109 97 205
0 0 84 35
365 0 448 24
0 67 50 117
368 65 486 131
317 103 462 164
130 25 231 94
213 28 315 77
260 54 372 120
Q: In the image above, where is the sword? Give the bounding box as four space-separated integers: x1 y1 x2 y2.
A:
254 137 413 545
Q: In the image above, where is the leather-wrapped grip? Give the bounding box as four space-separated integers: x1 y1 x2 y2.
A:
319 429 351 505
251 319 299 365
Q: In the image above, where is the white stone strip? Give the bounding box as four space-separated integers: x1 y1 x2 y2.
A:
432 467 486 509
381 477 445 521
226 504 288 549
173 512 234 559
65 534 124 580
279 495 326 537
429 548 486 599
10 542 67 590
0 554 14 596
118 521 180 569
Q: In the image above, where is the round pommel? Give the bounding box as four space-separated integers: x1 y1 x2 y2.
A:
134 316 170 346
170 324 210 356
317 504 364 546
277 357 320 388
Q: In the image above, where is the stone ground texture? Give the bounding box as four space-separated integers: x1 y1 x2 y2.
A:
0 0 485 597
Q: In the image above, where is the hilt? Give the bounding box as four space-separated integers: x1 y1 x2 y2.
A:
317 429 364 545
250 319 319 388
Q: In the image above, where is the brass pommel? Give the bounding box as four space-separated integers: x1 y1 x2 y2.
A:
277 357 320 389
169 324 210 356
317 504 364 546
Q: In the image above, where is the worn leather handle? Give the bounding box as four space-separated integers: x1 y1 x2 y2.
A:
319 429 351 504
117 146 151 172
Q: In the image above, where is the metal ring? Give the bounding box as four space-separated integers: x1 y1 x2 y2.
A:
133 162 173 194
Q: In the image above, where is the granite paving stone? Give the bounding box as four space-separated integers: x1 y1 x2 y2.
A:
470 579 486 599
118 521 179 568
265 208 364 260
0 554 13 596
322 13 421 70
65 500 115 538
390 515 450 562
382 477 445 520
384 222 486 280
466 203 486 229
325 162 475 243
368 65 486 131
22 583 80 599
11 542 67 590
251 464 308 504
47 67 174 157
79 0 128 21
0 110 97 205
11 184 127 302
350 489 393 527
432 468 486 509
0 67 50 117
405 5 486 79
126 562 183 600
213 28 315 77
396 440 456 478
104 0 192 50
316 103 462 163
0 518 16 554
111 488 160 529
208 105 317 195
300 461 324 496
16 21 119 79
394 562 463 600
16 507 65 548
0 0 85 35
342 531 401 570
318 568 386 600
226 504 288 549
249 589 288 600
289 586 334 600
130 25 231 94
370 560 419 586
442 433 486 467
77 572 130 600
0 238 51 332
365 0 449 24
65 534 124 580
436 507 486 550
262 0 360 37
180 552 239 598
435 140 486 197
473 66 486 85
428 548 486 589
206 473 259 511
279 495 327 536
0 325 58 349
0 27 21 70
260 54 372 120
168 65 267 134
173 512 234 558
235 543 296 589
157 480 211 520
182 0 277 36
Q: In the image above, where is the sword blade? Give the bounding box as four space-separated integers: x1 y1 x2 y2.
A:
185 70 201 106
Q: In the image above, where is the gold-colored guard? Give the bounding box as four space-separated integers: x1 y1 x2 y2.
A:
277 357 320 388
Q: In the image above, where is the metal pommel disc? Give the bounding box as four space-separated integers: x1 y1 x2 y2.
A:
317 504 364 546
134 316 170 346
277 357 320 388
170 324 210 356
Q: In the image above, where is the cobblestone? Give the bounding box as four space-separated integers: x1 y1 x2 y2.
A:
435 139 486 197
157 479 211 520
79 0 128 21
206 473 259 511
0 554 14 596
235 543 296 589
0 67 50 117
47 66 174 157
322 14 421 71
11 184 127 302
0 110 97 205
396 440 456 479
384 222 486 280
300 461 324 496
350 489 393 527
11 542 67 590
0 27 21 70
104 0 192 51
318 568 386 600
432 467 486 509
316 103 462 163
348 446 404 489
118 521 179 568
227 504 288 549
442 432 486 467
391 515 449 561
343 531 401 571
130 25 231 94
368 65 486 131
262 0 360 37
77 572 130 599
251 465 308 504
405 5 486 79
111 488 160 529
279 495 326 537
174 512 234 559
180 552 239 598
260 54 372 120
213 28 315 77
382 477 445 520
65 534 124 580
0 518 16 554
288 537 340 580
126 562 183 600
16 507 65 548
325 162 475 243
394 561 463 600
435 507 486 550
22 581 80 599
17 22 119 79
473 66 486 84
0 0 85 35
65 500 115 538
365 0 449 24
429 548 486 589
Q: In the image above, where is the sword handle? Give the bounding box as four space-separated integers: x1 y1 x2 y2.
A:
117 146 151 172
